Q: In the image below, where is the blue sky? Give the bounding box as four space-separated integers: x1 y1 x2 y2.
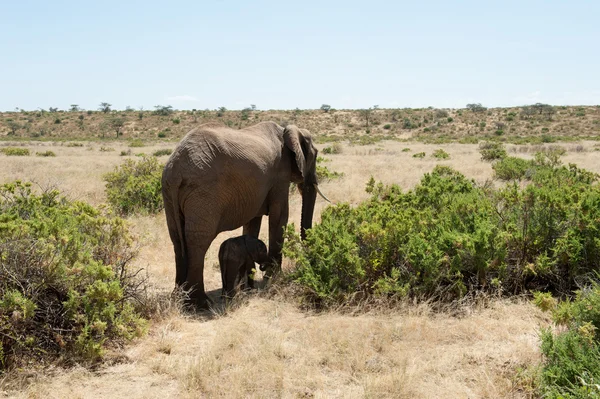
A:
2 0 599 111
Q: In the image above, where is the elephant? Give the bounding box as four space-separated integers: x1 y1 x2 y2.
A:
219 235 269 299
162 121 329 307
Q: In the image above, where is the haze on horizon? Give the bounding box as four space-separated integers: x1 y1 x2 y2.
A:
2 0 599 111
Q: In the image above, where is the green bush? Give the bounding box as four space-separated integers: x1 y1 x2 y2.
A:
351 135 386 146
459 136 479 144
412 152 426 158
129 139 144 148
537 282 600 398
103 155 164 215
383 124 391 130
316 166 343 181
36 150 56 157
479 142 507 161
284 159 600 308
157 131 167 138
316 156 343 181
0 147 30 156
322 142 343 154
153 149 172 157
492 156 533 180
0 182 147 370
432 149 450 159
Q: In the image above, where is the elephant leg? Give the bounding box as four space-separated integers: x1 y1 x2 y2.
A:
227 257 243 298
243 216 262 238
266 200 289 277
184 227 215 309
220 240 244 299
224 262 241 299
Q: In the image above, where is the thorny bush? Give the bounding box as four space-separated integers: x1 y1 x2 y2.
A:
0 182 147 371
535 283 600 398
284 153 600 308
103 155 164 216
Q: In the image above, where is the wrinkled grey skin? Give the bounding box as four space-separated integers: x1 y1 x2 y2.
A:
219 235 269 298
162 122 319 308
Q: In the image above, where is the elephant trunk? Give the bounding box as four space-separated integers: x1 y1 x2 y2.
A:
300 183 317 240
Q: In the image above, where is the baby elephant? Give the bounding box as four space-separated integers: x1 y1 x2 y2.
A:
218 235 270 298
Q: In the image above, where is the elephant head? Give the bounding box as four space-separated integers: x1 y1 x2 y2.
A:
245 236 269 266
283 125 326 240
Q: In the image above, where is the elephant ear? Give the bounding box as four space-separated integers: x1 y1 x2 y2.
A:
283 125 307 179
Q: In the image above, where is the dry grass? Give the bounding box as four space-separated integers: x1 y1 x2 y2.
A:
6 137 600 398
3 299 548 399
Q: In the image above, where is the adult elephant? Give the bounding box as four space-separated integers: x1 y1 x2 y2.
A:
162 121 328 307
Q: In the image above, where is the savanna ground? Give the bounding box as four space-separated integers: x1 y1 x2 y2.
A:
1 105 600 398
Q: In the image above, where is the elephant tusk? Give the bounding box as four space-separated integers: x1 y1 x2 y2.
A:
314 184 331 203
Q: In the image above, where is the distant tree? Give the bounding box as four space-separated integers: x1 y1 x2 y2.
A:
6 120 21 136
534 103 555 119
241 108 251 121
521 105 536 119
250 104 257 111
320 104 331 113
108 117 125 138
189 109 198 122
373 105 379 110
154 105 173 116
216 106 227 117
543 105 556 120
125 106 133 112
70 104 80 112
292 108 302 120
434 109 449 118
466 103 487 113
532 103 546 114
77 114 85 129
359 108 373 130
48 107 59 113
99 103 112 113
